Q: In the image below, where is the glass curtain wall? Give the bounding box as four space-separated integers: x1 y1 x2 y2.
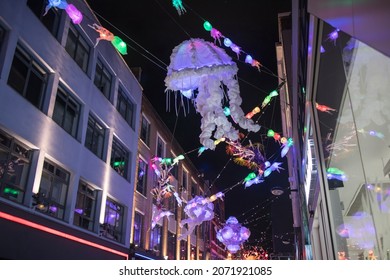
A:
314 21 390 260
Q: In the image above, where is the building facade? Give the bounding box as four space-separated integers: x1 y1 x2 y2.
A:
131 95 226 260
278 0 390 260
0 0 142 259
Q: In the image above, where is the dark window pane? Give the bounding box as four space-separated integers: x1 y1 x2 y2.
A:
25 71 45 107
53 87 80 138
110 138 129 179
65 24 89 73
94 59 112 99
74 181 97 232
0 131 32 204
7 47 47 110
33 160 69 220
100 198 124 242
85 115 105 159
27 0 61 37
7 54 28 94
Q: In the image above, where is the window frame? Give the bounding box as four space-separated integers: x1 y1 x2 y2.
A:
52 85 81 138
27 0 62 37
7 45 48 110
100 197 124 242
85 114 105 160
133 211 143 248
34 160 70 220
73 181 98 232
136 157 148 196
110 137 130 180
182 168 188 193
65 23 90 73
156 135 166 158
0 130 32 204
94 58 113 100
150 224 162 255
116 87 136 129
140 115 151 147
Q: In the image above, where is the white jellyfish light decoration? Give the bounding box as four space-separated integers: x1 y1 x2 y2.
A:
178 192 224 240
165 38 260 150
216 216 250 253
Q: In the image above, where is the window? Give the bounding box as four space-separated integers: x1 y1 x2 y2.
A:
94 58 112 100
170 152 179 179
313 22 390 260
27 0 61 37
136 158 148 195
85 114 105 159
156 136 166 158
191 180 197 198
33 160 70 220
140 116 150 146
180 240 187 260
167 232 176 260
116 87 135 129
181 202 186 227
7 46 47 110
52 86 80 138
0 130 32 204
65 24 90 73
110 138 129 179
73 181 98 231
150 224 162 256
133 211 143 247
100 198 124 242
0 25 6 50
182 170 188 192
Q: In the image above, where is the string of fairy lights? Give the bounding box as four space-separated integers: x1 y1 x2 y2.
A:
49 0 298 254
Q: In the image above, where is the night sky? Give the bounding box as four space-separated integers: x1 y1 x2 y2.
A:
87 0 293 253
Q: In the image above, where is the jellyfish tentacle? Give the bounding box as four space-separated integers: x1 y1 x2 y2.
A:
225 77 261 132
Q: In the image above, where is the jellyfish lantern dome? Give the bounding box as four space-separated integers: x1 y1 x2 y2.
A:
165 38 260 150
216 216 250 253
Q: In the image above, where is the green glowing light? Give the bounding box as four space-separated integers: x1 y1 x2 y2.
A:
203 21 212 31
112 36 127 55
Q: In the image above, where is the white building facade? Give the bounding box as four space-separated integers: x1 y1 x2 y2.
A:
0 0 142 259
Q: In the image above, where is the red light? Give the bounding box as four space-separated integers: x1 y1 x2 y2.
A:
0 211 128 259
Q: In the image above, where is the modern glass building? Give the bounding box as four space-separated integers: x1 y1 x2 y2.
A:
278 0 390 260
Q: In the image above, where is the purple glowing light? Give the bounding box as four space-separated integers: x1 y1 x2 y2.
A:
66 4 83 24
328 29 340 44
223 38 232 48
49 205 58 213
245 55 253 64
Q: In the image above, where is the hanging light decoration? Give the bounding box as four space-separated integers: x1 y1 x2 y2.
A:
43 0 68 16
89 24 115 47
178 192 224 240
172 0 186 15
111 36 127 55
65 4 83 24
165 38 260 150
216 216 250 253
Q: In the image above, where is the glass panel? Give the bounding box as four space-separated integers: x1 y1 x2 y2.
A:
315 22 390 260
133 212 143 247
27 0 61 36
136 158 147 195
8 54 28 94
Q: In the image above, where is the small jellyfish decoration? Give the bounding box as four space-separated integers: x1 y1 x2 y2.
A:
65 4 83 24
165 38 260 150
216 216 250 253
172 0 186 15
89 24 115 47
178 192 224 240
43 0 68 16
